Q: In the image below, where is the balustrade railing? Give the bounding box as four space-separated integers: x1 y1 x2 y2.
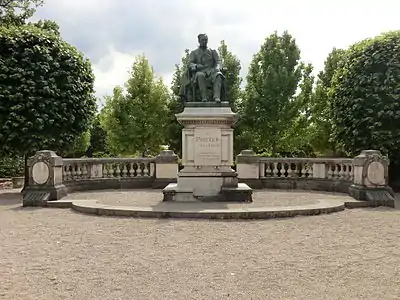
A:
62 158 155 182
259 157 354 181
61 155 354 184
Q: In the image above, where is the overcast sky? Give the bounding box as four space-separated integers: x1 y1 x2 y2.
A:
34 0 399 104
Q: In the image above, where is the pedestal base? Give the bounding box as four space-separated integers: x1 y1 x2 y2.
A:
349 184 395 208
22 184 67 206
163 182 252 203
166 102 253 203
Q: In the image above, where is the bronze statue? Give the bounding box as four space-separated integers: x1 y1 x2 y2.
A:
180 33 226 103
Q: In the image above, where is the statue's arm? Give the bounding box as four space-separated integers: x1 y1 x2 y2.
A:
189 51 198 71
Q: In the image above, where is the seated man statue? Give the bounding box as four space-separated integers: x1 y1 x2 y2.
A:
180 33 226 103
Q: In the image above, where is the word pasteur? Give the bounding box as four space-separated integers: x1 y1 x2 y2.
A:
194 128 222 166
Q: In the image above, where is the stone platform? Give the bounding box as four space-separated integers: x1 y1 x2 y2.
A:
45 189 370 219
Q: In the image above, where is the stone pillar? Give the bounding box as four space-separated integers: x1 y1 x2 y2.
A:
349 150 395 207
312 162 326 179
154 150 179 188
22 150 67 206
236 150 262 188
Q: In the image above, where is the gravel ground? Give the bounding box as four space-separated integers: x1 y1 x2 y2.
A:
1 190 400 300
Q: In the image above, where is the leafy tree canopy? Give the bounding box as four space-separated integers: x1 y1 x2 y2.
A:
0 25 96 155
100 54 170 156
309 48 346 155
241 30 308 155
330 30 400 158
0 0 43 26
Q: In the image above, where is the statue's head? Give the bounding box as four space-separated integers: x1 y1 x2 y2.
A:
197 33 208 48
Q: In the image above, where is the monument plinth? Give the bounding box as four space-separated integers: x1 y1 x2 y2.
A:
162 102 252 202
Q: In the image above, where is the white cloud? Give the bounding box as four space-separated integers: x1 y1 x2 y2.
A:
92 46 136 107
36 0 400 101
92 46 173 107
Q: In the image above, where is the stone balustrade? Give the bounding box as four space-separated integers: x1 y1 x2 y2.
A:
62 157 156 182
235 149 394 206
23 149 395 207
236 150 358 193
258 157 354 180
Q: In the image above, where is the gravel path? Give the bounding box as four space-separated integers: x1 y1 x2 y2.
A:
1 190 400 300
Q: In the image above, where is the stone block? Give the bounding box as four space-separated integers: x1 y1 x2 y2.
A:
236 150 260 179
155 150 179 179
349 150 394 207
23 150 67 204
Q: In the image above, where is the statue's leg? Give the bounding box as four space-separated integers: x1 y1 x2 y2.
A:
213 75 222 102
196 72 208 102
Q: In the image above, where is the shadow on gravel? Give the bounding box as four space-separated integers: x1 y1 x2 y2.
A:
0 192 22 206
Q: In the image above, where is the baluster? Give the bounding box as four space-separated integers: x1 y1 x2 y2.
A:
283 162 288 177
344 164 349 180
115 164 121 178
338 163 344 179
106 163 113 178
67 165 72 179
308 163 313 178
102 163 107 177
143 162 149 177
265 163 271 177
63 165 68 180
291 162 298 178
75 163 81 178
127 163 133 177
133 162 138 177
273 162 279 177
327 163 333 178
81 164 88 179
332 164 338 178
70 164 76 178
299 163 304 178
122 163 128 177
348 164 354 181
287 162 292 177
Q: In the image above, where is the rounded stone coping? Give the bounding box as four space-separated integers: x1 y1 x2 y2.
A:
64 189 348 208
47 189 353 219
69 199 345 219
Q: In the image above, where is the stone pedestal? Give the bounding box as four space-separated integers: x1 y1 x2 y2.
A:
163 102 252 202
349 150 395 207
22 150 67 206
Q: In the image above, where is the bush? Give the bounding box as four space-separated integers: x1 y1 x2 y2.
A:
0 155 24 178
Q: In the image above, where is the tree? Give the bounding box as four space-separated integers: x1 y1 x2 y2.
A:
281 62 315 156
0 0 43 26
101 54 170 156
0 25 96 185
85 113 108 157
309 48 346 155
241 30 305 155
30 19 60 35
330 31 400 160
218 40 242 111
62 130 91 158
165 49 190 156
